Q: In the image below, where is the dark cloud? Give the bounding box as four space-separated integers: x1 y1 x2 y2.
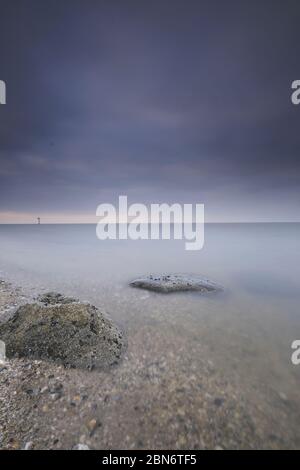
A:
0 0 300 220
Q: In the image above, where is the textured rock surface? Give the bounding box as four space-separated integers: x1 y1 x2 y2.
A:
37 292 79 305
0 299 124 369
130 274 223 293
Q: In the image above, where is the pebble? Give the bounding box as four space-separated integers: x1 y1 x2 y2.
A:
73 443 90 450
279 392 288 403
0 340 6 364
86 418 98 436
214 397 225 407
50 393 61 401
24 441 33 450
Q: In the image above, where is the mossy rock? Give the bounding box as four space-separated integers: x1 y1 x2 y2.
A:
37 292 78 305
0 300 124 370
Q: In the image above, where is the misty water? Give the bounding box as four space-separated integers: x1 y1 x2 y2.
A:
0 223 300 446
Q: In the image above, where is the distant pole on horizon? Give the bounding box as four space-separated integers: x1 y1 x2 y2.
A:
37 217 41 225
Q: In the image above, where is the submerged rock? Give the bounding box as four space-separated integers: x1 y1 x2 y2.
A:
130 274 223 293
38 292 78 305
0 300 124 369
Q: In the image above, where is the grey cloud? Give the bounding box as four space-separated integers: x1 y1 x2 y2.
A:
0 0 300 219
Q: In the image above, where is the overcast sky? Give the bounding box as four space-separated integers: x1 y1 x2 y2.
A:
0 0 300 223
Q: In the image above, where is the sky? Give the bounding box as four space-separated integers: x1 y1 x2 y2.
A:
0 0 300 223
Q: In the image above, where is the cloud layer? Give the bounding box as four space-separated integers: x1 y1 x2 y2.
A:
0 0 300 222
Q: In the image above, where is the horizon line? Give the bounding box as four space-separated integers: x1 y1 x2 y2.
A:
0 221 300 225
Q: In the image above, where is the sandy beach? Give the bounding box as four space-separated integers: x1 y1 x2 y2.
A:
1 275 300 450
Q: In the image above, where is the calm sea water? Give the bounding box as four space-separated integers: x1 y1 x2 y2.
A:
0 223 299 417
0 223 299 303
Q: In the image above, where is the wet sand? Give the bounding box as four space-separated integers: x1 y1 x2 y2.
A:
1 278 300 450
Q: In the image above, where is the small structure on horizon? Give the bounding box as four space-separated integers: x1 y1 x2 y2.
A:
37 217 41 225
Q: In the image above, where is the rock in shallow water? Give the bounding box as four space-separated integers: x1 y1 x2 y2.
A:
130 274 223 293
0 296 124 369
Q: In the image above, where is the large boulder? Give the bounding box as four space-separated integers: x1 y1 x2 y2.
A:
130 273 223 293
0 296 124 370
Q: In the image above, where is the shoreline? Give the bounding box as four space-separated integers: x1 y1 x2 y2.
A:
0 277 300 450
